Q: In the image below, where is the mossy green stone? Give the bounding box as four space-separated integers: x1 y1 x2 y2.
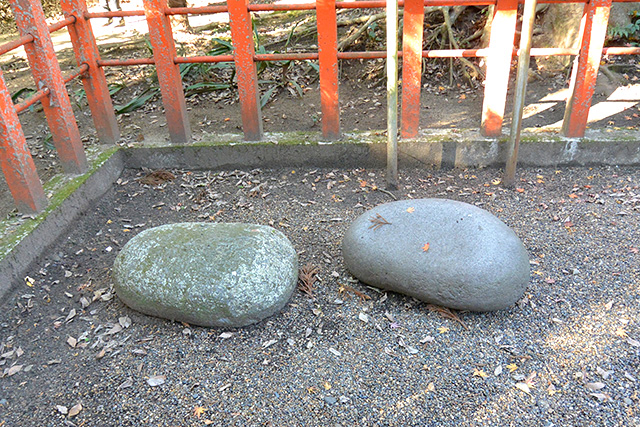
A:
113 223 298 328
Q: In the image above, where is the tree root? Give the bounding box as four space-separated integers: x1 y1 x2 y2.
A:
440 6 483 84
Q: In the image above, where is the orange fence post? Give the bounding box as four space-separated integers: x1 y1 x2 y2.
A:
61 0 120 144
228 0 263 141
317 0 340 139
142 0 191 144
480 0 518 137
9 0 87 174
400 0 424 139
562 0 612 137
0 69 47 214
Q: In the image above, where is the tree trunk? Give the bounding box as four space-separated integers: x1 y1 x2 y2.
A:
168 0 192 32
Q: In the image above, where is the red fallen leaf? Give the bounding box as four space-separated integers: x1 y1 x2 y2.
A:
630 247 639 254
564 221 574 228
516 188 525 193
193 406 206 418
568 194 579 199
422 243 430 252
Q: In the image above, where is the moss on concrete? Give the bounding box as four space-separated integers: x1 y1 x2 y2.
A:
0 146 120 260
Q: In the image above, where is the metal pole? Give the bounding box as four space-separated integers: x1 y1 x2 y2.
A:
503 0 537 187
386 0 398 189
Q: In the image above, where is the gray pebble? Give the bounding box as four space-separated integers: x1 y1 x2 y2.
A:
324 396 337 405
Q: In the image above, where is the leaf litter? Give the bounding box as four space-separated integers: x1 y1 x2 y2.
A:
2 166 640 425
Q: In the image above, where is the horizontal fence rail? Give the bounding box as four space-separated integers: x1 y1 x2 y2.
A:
0 0 638 214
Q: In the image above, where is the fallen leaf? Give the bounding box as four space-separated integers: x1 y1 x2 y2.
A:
358 312 369 323
506 363 518 373
117 378 133 390
262 339 278 348
524 371 537 387
597 366 613 379
473 368 488 378
590 392 612 402
65 309 77 323
323 381 332 390
615 327 628 338
586 382 605 391
119 316 131 328
406 207 415 213
515 383 531 394
56 405 68 415
147 375 166 387
106 324 123 335
406 346 419 354
422 243 430 252
494 365 503 376
437 327 449 334
420 335 434 344
7 364 22 376
547 384 557 396
67 337 77 348
68 403 82 417
604 301 614 310
193 406 206 418
426 382 435 392
516 188 525 193
627 337 640 347
219 332 233 339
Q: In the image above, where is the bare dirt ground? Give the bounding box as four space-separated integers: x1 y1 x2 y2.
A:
1 1 640 218
0 165 639 426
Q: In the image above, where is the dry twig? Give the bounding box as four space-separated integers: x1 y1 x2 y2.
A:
338 283 371 302
139 170 175 186
426 304 469 330
298 264 318 298
369 213 391 230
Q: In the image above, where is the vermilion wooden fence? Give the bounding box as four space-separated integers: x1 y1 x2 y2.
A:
0 0 639 213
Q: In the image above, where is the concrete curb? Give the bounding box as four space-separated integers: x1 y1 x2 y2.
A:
0 150 124 300
1 128 640 302
125 129 640 170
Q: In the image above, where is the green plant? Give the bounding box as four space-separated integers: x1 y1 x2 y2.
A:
608 10 640 45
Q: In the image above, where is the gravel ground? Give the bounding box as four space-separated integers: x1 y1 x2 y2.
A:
0 165 639 426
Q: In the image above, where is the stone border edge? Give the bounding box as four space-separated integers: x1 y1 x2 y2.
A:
125 130 640 170
0 148 125 301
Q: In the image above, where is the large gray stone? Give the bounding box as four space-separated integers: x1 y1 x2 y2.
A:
342 199 529 311
113 223 298 327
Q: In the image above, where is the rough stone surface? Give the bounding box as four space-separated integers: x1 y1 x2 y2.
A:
342 199 530 311
113 222 298 327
